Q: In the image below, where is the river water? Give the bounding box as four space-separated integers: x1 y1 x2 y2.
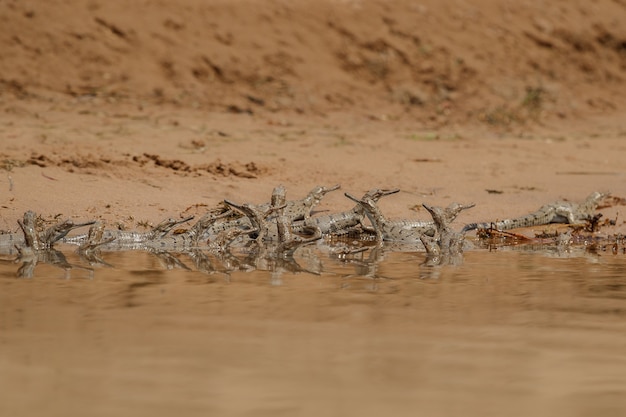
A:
1 243 625 417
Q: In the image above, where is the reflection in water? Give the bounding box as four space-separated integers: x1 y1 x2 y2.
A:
6 235 625 281
1 243 626 417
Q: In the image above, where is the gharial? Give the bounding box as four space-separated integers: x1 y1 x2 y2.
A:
461 191 608 232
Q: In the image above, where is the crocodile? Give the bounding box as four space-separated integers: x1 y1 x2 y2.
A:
0 211 96 253
1 187 618 279
277 184 341 220
291 188 400 236
224 185 322 250
462 191 608 233
68 187 337 251
226 187 411 242
344 192 474 243
73 210 243 254
267 185 322 253
63 215 195 247
223 196 284 242
201 184 340 238
420 203 473 266
1 185 339 254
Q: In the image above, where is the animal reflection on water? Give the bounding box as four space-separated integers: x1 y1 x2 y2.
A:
0 185 623 280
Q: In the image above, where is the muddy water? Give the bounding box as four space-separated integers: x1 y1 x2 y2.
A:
1 246 626 417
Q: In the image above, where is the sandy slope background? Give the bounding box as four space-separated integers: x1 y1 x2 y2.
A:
1 0 625 233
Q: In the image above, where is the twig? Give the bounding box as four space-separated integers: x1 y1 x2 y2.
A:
41 172 58 181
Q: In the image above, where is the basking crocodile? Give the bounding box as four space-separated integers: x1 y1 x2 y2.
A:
1 187 616 279
462 191 607 232
292 188 401 236
62 215 195 247
201 184 340 238
74 211 240 252
344 192 474 243
0 211 95 253
60 185 340 251
224 185 323 248
420 203 472 266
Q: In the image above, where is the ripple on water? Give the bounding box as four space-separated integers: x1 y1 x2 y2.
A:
0 245 625 417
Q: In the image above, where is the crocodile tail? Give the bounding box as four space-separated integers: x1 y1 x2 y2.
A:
461 223 481 232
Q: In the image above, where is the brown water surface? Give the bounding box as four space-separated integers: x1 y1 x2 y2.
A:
1 247 626 417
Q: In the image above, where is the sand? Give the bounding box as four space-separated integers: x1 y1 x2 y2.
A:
1 0 625 233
